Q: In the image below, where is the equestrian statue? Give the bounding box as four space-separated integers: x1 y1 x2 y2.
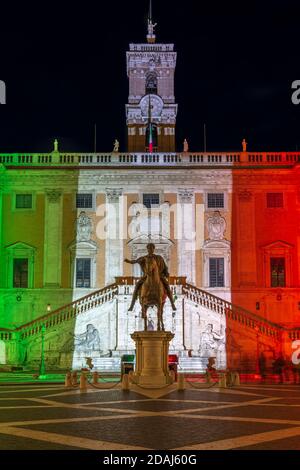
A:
124 243 176 331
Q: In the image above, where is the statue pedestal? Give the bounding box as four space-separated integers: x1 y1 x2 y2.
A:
131 331 174 388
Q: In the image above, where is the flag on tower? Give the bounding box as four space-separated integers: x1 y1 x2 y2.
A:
148 94 153 153
149 123 153 153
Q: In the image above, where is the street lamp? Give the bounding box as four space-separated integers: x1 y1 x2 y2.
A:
39 304 51 379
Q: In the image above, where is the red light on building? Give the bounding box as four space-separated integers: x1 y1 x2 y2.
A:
168 354 178 363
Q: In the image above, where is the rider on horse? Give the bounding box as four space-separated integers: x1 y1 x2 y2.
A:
124 243 177 312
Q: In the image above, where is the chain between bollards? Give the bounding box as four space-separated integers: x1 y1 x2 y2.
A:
64 369 240 391
64 371 121 391
176 365 240 390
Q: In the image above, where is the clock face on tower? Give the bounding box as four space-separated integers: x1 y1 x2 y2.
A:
140 94 164 117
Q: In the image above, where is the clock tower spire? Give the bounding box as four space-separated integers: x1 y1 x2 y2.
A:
126 2 178 153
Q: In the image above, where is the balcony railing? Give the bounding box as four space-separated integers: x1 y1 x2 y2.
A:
1 152 300 169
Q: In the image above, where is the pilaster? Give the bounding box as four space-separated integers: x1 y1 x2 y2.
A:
105 189 124 284
43 189 63 287
177 189 196 283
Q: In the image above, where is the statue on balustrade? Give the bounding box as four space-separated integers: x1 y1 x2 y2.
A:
124 243 176 330
242 138 247 152
113 139 120 153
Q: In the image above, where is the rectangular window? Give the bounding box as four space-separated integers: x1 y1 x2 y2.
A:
207 193 224 209
76 258 91 288
267 193 283 208
13 259 28 288
143 193 160 209
76 194 93 209
270 257 285 287
16 194 32 209
209 258 224 288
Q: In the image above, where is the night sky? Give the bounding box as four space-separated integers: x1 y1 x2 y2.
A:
1 0 300 153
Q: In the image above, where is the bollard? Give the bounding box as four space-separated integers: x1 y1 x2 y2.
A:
128 370 134 383
65 371 72 388
233 372 240 386
122 373 130 391
205 371 212 385
177 373 185 391
80 372 88 393
71 371 78 386
169 370 176 384
218 373 227 388
226 371 233 387
92 371 99 385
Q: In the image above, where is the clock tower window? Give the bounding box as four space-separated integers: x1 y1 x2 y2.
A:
146 72 158 94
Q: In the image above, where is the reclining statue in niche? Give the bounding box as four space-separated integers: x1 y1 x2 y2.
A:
74 324 101 354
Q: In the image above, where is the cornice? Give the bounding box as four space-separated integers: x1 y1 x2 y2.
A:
1 169 298 190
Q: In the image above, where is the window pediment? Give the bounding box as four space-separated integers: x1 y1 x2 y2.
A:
5 242 36 255
203 239 231 250
69 240 97 254
262 241 293 254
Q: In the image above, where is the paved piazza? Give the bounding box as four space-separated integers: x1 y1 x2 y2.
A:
0 382 300 450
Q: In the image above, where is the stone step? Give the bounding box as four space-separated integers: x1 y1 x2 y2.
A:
91 357 122 373
0 365 23 372
178 357 209 373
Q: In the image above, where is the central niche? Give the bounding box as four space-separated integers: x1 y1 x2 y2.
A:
127 235 173 277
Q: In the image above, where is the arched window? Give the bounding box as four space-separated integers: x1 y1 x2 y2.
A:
146 72 157 94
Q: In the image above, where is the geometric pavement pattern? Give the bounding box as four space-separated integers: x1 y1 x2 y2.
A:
1 383 300 450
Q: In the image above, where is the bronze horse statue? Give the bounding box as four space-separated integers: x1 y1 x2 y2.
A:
139 256 167 331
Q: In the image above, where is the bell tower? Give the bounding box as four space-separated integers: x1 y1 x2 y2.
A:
126 1 178 153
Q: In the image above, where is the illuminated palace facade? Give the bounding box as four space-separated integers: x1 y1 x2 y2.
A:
0 15 299 373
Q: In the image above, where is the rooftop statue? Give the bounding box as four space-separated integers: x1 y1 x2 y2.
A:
113 139 120 153
183 138 189 152
148 19 157 37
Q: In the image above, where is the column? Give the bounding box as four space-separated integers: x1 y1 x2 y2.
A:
105 188 123 285
177 189 196 284
43 189 63 287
